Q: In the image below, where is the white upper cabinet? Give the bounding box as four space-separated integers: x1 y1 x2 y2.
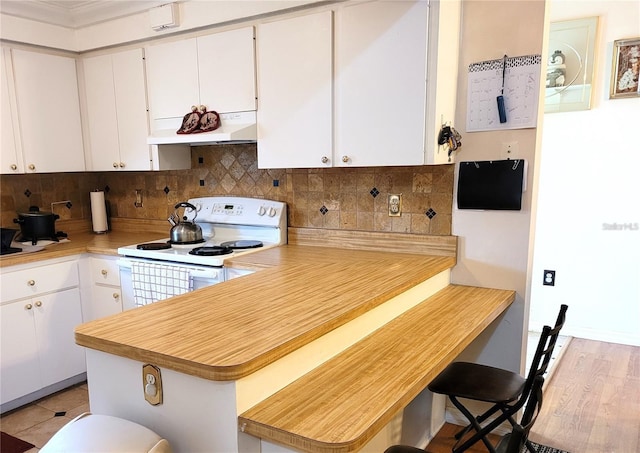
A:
83 48 151 171
10 49 85 173
146 39 199 120
197 27 256 114
334 0 428 167
1 49 21 174
256 0 460 169
256 11 332 169
145 26 256 123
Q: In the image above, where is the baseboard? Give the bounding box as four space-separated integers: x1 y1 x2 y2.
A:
0 373 86 415
542 336 572 388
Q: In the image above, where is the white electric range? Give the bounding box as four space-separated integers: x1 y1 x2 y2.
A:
117 196 287 309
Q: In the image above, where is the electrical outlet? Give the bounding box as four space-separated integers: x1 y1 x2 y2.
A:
543 270 556 286
142 364 163 405
388 194 402 217
134 189 143 208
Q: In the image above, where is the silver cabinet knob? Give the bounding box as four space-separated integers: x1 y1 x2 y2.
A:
101 269 108 276
28 280 35 286
113 162 119 168
119 162 125 168
25 303 33 310
35 301 42 307
112 293 120 300
28 164 36 171
342 156 349 163
10 164 17 170
321 156 329 164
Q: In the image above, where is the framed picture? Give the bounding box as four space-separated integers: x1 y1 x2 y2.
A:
545 17 598 113
610 38 640 99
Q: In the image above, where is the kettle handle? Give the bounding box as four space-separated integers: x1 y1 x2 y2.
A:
174 202 198 220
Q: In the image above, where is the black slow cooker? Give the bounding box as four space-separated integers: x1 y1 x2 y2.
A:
13 206 60 245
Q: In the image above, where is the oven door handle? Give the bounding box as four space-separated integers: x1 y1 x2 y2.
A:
117 258 222 279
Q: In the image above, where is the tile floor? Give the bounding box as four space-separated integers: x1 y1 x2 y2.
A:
0 382 89 452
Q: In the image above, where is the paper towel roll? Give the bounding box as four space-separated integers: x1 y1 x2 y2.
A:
90 191 108 234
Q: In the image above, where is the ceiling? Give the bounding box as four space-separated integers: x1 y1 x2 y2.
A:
0 0 171 28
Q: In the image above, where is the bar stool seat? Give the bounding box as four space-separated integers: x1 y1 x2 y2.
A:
40 412 172 453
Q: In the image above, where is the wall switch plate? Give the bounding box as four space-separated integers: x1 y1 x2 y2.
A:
388 194 402 217
142 364 163 405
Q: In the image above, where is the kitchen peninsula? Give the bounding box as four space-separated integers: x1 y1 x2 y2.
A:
75 233 515 453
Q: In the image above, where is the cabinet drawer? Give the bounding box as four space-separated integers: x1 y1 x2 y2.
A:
1 260 79 302
89 257 120 286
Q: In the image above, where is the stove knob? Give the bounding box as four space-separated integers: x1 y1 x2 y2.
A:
257 206 266 216
268 207 277 217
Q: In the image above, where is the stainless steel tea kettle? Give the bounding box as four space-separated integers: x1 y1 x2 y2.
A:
169 202 204 244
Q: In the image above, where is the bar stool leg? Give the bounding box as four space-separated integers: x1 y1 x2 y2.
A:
449 396 496 453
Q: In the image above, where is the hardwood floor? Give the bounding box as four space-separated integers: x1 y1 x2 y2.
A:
426 338 640 453
530 338 640 453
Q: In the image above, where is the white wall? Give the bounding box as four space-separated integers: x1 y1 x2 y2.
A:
530 0 640 345
451 0 546 374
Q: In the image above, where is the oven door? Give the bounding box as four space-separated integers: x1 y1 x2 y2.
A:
118 257 224 310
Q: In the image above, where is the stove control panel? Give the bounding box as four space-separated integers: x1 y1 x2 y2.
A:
211 203 244 216
187 197 286 229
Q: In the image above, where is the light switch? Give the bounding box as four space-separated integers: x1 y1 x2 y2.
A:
142 364 163 405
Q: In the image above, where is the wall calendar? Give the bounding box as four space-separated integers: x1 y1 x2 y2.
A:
466 54 542 132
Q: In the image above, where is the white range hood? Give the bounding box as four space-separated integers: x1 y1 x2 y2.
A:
148 111 256 146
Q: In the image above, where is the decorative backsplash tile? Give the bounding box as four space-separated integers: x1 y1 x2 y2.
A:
0 144 454 235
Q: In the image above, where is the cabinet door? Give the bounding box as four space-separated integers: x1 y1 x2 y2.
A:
91 285 123 320
35 288 86 387
84 49 150 171
256 11 332 169
1 49 22 174
0 300 40 404
83 53 121 171
146 39 199 121
198 27 256 113
335 1 428 166
112 49 151 170
11 49 85 172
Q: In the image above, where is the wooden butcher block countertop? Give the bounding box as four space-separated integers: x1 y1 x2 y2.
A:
75 245 456 381
239 285 515 453
0 230 166 268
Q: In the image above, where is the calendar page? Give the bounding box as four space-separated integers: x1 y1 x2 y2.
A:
466 55 542 132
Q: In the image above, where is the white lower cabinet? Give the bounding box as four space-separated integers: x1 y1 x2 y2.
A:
0 259 86 409
0 298 41 403
87 256 123 320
